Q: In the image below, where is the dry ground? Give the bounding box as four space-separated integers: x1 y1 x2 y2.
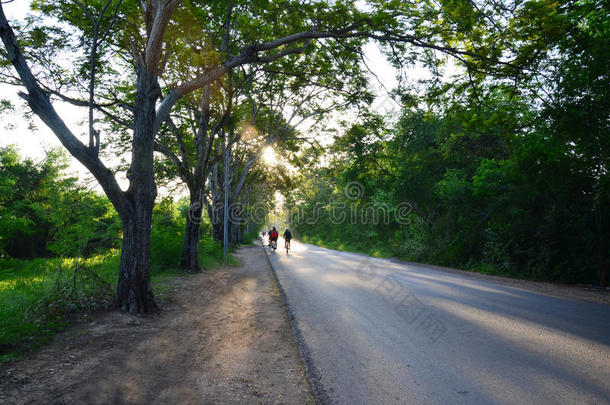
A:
0 244 314 405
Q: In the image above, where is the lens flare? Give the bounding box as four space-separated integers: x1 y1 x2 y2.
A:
262 146 275 165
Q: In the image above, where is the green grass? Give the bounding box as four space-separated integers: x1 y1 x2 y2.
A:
199 237 239 268
0 234 234 363
0 251 119 362
241 230 260 245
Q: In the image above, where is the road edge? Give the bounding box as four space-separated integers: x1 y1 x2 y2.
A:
301 240 610 306
261 239 332 405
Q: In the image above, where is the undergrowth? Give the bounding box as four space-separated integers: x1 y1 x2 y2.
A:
0 233 233 363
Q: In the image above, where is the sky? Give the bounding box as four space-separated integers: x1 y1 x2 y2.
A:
0 0 93 179
0 1 404 187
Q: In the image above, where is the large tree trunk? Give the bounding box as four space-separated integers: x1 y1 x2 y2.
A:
212 222 222 242
207 168 224 242
114 66 159 313
229 220 242 244
599 257 609 288
595 208 608 287
209 198 243 246
180 191 203 272
115 213 158 312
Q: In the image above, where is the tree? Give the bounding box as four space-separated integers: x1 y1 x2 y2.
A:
543 0 610 285
2 0 540 311
148 2 372 270
1 1 183 313
290 0 608 285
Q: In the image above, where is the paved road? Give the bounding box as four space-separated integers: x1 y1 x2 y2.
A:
265 241 610 405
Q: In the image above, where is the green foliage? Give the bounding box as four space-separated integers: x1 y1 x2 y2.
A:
0 146 156 263
0 198 234 362
0 149 239 360
150 197 235 270
150 198 187 271
292 0 609 285
241 230 258 245
0 146 121 259
0 251 119 361
46 193 121 258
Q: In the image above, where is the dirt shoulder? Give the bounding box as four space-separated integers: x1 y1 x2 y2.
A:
0 244 314 405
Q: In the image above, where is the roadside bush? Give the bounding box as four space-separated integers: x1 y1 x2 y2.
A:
0 146 121 259
0 252 118 360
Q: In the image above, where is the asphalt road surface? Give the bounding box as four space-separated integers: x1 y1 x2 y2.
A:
265 240 610 405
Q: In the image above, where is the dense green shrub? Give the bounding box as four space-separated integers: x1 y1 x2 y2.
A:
0 146 121 259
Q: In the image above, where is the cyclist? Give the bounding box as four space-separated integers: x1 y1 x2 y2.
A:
269 227 279 248
283 228 292 251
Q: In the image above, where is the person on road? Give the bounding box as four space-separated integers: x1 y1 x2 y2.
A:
269 227 278 248
283 228 292 250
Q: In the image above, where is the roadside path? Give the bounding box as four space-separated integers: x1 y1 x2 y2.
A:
0 244 314 405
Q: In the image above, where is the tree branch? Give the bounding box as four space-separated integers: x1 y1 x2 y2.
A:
153 137 193 187
144 0 181 73
0 4 128 216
